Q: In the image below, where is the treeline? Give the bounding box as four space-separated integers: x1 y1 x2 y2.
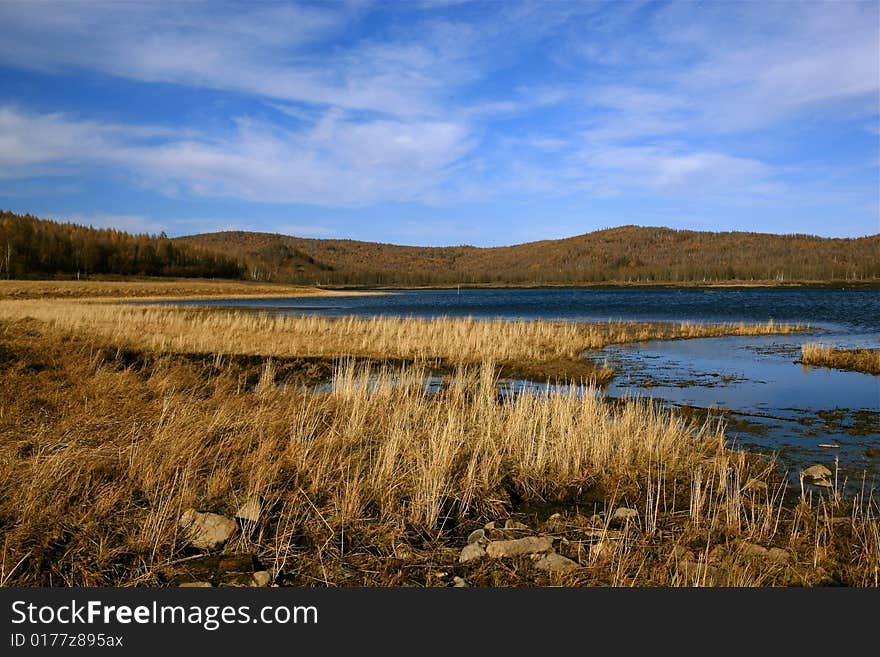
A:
180 226 880 286
4 211 878 285
0 211 244 279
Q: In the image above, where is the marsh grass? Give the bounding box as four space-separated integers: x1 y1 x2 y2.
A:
801 342 880 375
0 299 808 385
0 320 875 587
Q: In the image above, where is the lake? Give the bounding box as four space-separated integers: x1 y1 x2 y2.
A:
165 287 880 488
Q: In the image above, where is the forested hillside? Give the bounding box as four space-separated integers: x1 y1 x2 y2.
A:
180 226 880 286
0 211 243 279
5 211 877 285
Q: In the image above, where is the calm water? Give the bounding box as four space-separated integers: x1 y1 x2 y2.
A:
166 287 880 486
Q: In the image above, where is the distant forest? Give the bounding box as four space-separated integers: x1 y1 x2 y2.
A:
180 226 880 286
0 211 243 279
3 210 879 285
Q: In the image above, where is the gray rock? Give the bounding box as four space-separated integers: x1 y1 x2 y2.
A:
452 576 469 587
611 507 639 522
802 464 832 479
802 464 833 487
235 496 261 524
459 543 487 563
532 552 580 574
767 548 791 564
738 542 791 565
179 509 237 550
251 571 271 587
486 536 554 558
466 529 487 545
504 520 530 531
739 542 769 559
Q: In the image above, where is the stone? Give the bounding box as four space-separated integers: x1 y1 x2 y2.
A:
739 542 769 559
459 543 487 563
179 581 212 587
452 576 469 587
179 509 237 550
767 548 791 564
504 520 530 531
547 513 562 522
235 496 262 524
486 536 554 558
802 464 832 478
802 464 833 487
466 529 487 545
532 552 580 574
251 571 272 587
611 507 639 523
739 542 790 565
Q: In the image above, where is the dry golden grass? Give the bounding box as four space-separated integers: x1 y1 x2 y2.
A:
0 299 808 385
0 321 875 587
801 343 880 375
0 278 368 301
1 285 865 588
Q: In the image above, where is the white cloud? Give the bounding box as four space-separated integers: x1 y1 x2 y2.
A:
0 106 474 206
0 0 875 220
582 145 774 196
0 2 475 119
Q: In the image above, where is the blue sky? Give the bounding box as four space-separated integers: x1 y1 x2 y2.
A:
0 0 877 246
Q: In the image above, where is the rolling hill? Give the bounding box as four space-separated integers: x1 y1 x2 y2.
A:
178 226 880 286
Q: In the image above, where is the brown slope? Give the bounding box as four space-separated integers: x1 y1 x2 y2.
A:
178 226 880 285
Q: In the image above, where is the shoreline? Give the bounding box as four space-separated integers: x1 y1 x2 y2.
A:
329 280 880 291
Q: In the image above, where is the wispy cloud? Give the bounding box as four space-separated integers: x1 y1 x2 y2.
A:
0 106 474 205
0 0 876 238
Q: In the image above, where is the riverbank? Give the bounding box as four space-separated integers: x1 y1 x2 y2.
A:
0 278 385 301
0 296 810 386
329 279 880 291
